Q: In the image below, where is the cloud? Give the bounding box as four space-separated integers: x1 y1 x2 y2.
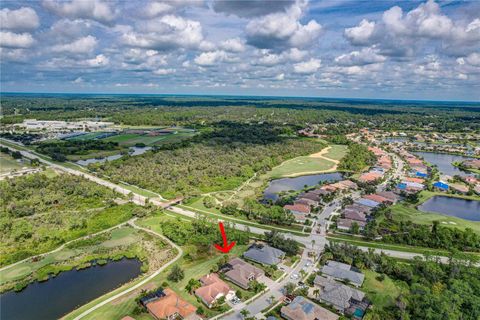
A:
153 68 175 75
121 15 205 51
142 0 203 18
253 48 308 66
335 47 386 66
42 0 117 25
194 50 228 66
0 7 40 31
246 4 322 50
0 31 35 48
293 58 321 74
344 19 375 46
344 0 480 57
212 0 294 18
72 77 84 83
40 54 109 70
221 38 245 53
52 35 97 54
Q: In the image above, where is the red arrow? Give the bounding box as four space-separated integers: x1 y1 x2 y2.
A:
214 222 236 253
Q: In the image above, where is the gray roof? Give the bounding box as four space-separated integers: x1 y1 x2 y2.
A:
243 244 285 265
314 276 365 310
321 261 365 286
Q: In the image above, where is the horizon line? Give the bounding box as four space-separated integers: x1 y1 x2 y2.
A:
1 91 479 104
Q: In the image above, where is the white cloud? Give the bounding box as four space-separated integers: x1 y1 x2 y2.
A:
122 15 205 51
344 19 375 46
142 0 203 18
246 4 322 50
52 35 97 54
194 50 228 66
72 77 84 83
335 47 386 66
42 0 117 25
153 68 175 75
293 58 321 74
221 38 245 53
344 0 480 57
275 73 285 80
0 7 40 31
0 31 35 48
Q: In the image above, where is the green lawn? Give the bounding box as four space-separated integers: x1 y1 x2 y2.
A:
389 191 480 234
323 145 348 161
269 156 336 178
0 152 25 173
64 214 249 320
362 269 407 310
0 227 140 286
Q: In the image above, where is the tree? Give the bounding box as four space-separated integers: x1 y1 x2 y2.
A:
284 282 296 295
240 309 250 319
185 278 201 294
351 222 360 234
313 288 320 299
167 265 184 282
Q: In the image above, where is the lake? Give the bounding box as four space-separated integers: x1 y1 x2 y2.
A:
76 146 152 166
0 258 142 320
418 196 480 221
264 172 343 201
413 151 475 177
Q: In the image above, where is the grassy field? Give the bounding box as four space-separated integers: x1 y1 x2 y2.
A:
102 129 196 147
362 269 407 311
0 152 26 173
269 156 336 178
326 235 480 258
267 145 347 178
64 214 250 320
389 191 480 233
0 227 143 288
179 199 308 236
323 145 348 161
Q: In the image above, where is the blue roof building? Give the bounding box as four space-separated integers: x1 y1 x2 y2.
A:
433 181 449 190
416 171 428 178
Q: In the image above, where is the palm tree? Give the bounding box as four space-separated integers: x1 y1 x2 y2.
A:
240 309 250 319
269 295 276 304
313 288 320 299
311 239 316 249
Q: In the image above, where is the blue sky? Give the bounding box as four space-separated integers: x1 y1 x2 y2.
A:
0 0 479 100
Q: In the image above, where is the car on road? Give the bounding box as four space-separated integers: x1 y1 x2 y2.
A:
290 273 299 280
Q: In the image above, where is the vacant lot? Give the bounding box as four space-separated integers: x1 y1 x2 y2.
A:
0 153 26 173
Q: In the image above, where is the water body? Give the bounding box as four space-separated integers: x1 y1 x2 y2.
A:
413 151 475 177
76 146 152 166
0 258 142 320
264 172 343 201
418 196 480 221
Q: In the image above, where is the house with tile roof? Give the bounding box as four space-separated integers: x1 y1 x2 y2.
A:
337 219 366 231
223 258 264 289
321 261 365 287
280 296 339 320
195 273 234 308
314 276 366 313
145 288 198 320
243 244 285 266
355 198 380 208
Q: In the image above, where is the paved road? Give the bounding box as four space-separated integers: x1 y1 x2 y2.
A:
0 139 154 206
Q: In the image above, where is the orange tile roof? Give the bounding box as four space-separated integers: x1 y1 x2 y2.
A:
405 177 425 184
358 172 382 182
146 288 196 320
363 194 390 204
284 203 311 214
195 274 231 306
